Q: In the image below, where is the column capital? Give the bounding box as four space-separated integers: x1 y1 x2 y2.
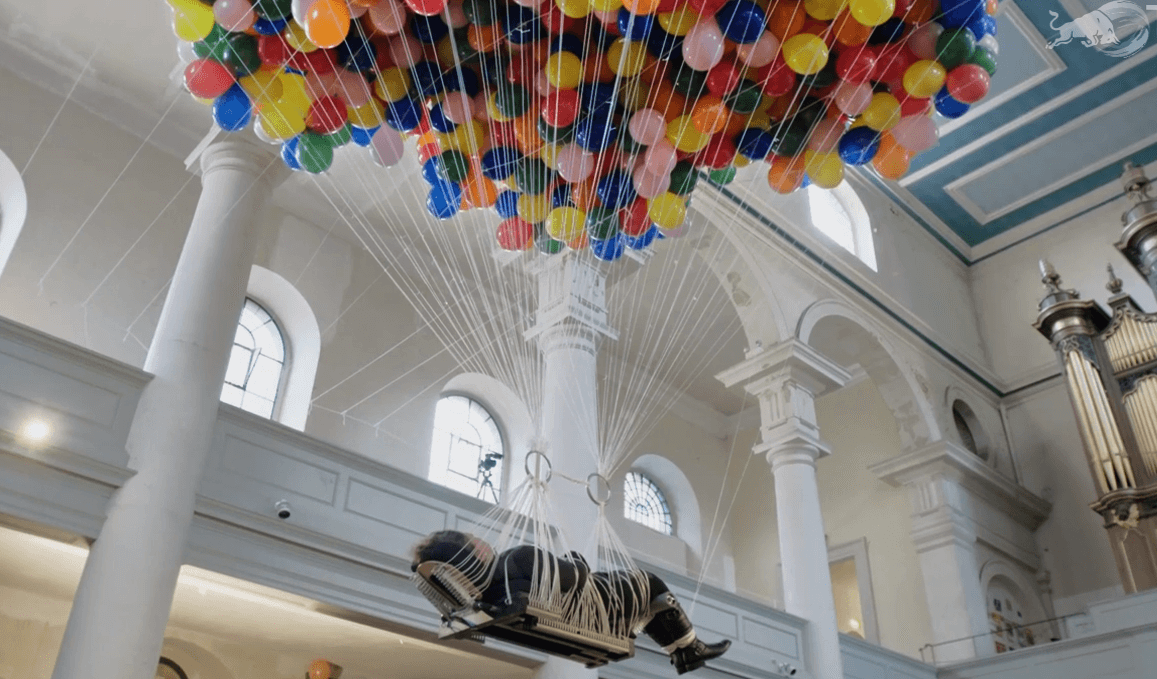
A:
198 137 290 189
525 252 618 343
760 434 828 470
715 338 851 396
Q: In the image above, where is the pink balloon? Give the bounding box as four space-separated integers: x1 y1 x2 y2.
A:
557 144 596 182
644 139 679 176
371 127 406 167
348 2 368 19
335 69 371 107
368 0 406 35
442 91 473 124
213 0 256 31
736 31 780 68
389 35 422 68
891 115 939 153
907 22 944 61
291 0 319 25
834 81 873 116
305 70 339 98
807 118 844 153
682 20 726 71
658 223 686 238
633 167 671 199
513 0 541 7
629 109 667 146
473 92 490 121
446 0 468 28
535 71 553 97
593 9 618 23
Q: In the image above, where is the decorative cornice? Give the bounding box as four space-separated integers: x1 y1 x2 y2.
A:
715 339 852 395
870 440 1052 532
0 315 153 387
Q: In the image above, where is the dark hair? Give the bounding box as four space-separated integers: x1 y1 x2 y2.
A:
411 530 495 587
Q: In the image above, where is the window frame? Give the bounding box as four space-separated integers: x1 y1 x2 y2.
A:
806 184 877 272
428 392 507 503
827 537 880 645
622 470 675 536
221 297 289 421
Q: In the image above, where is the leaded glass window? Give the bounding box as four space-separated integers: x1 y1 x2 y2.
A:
220 298 286 419
429 395 505 502
624 471 673 535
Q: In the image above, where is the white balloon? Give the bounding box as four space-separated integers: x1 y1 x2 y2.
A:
292 0 320 25
176 40 197 65
979 34 999 56
371 127 406 167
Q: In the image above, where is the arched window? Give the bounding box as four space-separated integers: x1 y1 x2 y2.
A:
623 472 673 535
807 184 877 271
0 148 29 281
428 395 505 502
952 399 989 461
220 298 287 419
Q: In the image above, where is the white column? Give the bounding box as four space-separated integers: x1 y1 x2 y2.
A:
716 340 850 679
526 254 616 679
51 139 281 679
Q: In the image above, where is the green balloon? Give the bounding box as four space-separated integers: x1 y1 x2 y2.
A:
224 33 262 76
707 167 737 186
936 29 977 71
439 150 470 182
535 226 566 254
495 83 531 119
538 119 574 144
771 119 810 157
453 28 481 64
669 161 698 196
968 47 998 76
297 133 334 174
724 79 762 115
193 24 231 63
328 123 352 148
464 0 500 26
585 207 620 240
617 130 646 155
516 158 552 195
799 60 838 92
253 0 292 20
672 66 707 99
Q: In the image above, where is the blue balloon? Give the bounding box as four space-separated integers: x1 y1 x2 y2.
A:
838 127 881 166
549 33 584 55
967 14 998 41
591 235 625 261
868 18 907 45
934 87 971 119
496 190 520 219
575 119 618 152
551 183 572 209
427 180 463 220
581 83 618 113
350 125 378 147
385 97 422 131
481 146 522 180
428 103 457 133
422 157 442 184
504 3 542 44
281 137 302 170
646 26 683 60
736 128 774 160
213 83 252 132
939 0 987 29
337 36 377 72
410 14 449 44
618 9 654 42
253 17 287 35
624 225 658 250
443 66 481 96
597 171 637 209
716 1 766 44
411 61 446 96
801 174 812 189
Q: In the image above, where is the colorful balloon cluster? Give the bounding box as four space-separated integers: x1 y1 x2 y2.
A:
170 0 999 259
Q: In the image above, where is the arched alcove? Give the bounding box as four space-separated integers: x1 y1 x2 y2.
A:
246 265 320 431
158 637 237 679
0 149 28 282
622 453 704 558
439 372 535 497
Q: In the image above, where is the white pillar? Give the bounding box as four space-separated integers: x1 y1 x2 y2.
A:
51 139 281 679
526 254 616 679
716 340 850 679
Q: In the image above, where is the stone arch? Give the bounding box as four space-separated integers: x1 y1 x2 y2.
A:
978 559 1048 627
796 299 941 449
247 265 320 431
0 148 28 281
159 637 237 679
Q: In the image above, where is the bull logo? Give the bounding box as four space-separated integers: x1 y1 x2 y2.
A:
1046 1 1150 58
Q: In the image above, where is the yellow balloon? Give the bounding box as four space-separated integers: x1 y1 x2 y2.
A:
667 115 711 153
540 144 561 170
862 92 902 131
589 0 623 11
733 154 751 168
607 39 647 77
748 110 771 129
240 70 284 105
487 92 513 122
375 68 411 103
805 151 845 189
278 73 312 113
173 6 214 42
284 20 318 53
547 207 586 240
545 52 583 90
658 8 700 36
647 193 687 229
783 34 829 75
849 0 895 27
555 0 591 19
435 37 457 65
519 194 552 223
618 78 650 112
902 60 947 99
259 106 307 140
348 99 386 128
439 120 486 153
804 0 848 21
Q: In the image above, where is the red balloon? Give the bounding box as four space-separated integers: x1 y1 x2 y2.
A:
184 59 235 99
897 94 931 117
372 37 395 70
757 58 797 97
404 0 447 17
541 90 580 127
695 134 737 169
946 64 990 104
835 46 876 85
307 95 349 133
506 53 539 85
418 142 440 163
873 45 915 84
491 122 516 147
893 0 917 17
688 0 727 15
706 62 741 97
656 0 679 11
257 35 292 66
497 218 535 250
304 49 337 75
541 5 576 34
621 199 651 237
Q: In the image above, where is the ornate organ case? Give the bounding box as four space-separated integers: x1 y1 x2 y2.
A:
1034 163 1157 593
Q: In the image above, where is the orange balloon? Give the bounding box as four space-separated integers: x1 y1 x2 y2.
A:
722 111 749 138
646 80 687 121
567 231 590 250
910 0 937 24
691 96 729 134
513 114 544 155
583 53 616 84
623 0 661 14
767 154 806 194
572 178 601 211
468 23 502 52
308 660 332 679
304 0 350 49
873 132 911 180
464 170 498 208
832 10 873 46
768 2 807 42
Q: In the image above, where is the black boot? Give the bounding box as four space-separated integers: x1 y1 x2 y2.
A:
641 593 731 675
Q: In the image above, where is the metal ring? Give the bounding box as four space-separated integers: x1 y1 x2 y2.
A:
586 473 612 506
524 451 553 484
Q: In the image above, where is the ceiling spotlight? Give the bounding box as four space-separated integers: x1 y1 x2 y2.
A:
849 618 861 631
22 419 51 443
